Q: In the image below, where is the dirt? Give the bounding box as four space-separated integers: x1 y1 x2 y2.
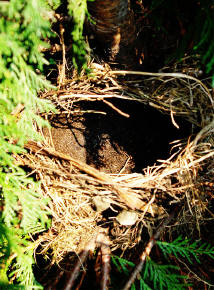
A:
44 98 191 173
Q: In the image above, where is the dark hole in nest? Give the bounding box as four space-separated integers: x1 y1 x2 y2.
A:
45 98 192 173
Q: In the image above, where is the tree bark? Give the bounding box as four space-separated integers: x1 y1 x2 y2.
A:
87 0 137 67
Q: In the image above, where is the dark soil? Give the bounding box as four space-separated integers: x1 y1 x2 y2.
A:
44 98 191 174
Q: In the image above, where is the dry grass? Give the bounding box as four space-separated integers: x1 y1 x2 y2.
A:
19 58 214 265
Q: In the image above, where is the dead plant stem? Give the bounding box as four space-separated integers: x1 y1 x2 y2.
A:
110 70 213 107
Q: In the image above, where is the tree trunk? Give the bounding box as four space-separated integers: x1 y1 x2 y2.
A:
87 0 137 67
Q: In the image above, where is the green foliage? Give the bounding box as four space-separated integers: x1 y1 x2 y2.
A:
0 0 56 287
0 222 42 288
111 255 138 290
112 255 135 275
192 2 214 85
157 236 214 264
143 0 214 85
0 0 95 286
67 0 91 73
112 255 185 290
143 258 186 290
112 236 214 289
46 0 61 10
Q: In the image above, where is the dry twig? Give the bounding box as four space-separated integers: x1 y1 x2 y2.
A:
96 229 111 290
64 233 97 290
122 208 178 290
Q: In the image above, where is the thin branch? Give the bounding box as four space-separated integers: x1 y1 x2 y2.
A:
122 208 178 290
96 229 111 290
64 235 97 290
58 20 66 87
176 257 214 287
102 99 130 118
75 270 87 290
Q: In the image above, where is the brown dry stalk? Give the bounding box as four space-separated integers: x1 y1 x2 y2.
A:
11 103 25 117
102 98 130 118
109 70 213 106
57 17 66 87
122 208 177 290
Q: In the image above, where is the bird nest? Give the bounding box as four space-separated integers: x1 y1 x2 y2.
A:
17 59 214 287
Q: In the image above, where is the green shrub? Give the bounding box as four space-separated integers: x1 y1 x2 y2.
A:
0 0 55 287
